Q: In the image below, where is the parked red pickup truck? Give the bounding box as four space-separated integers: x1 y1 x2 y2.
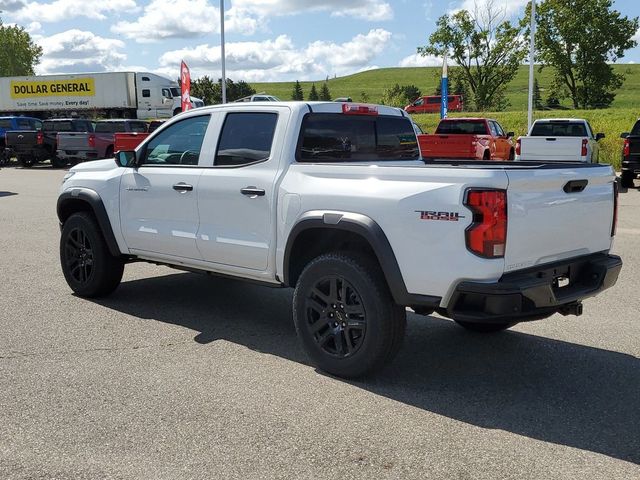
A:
418 118 515 161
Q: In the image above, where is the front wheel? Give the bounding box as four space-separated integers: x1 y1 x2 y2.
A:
19 156 34 168
60 212 124 297
454 320 516 333
293 252 406 378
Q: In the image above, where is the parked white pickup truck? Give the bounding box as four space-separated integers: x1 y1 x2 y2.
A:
57 102 622 378
515 118 605 162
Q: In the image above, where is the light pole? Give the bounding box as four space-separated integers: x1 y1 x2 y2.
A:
220 0 227 103
527 0 536 131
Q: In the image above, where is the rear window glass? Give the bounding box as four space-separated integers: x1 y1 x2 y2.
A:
630 121 640 136
530 122 587 137
44 121 73 132
0 119 12 129
298 114 419 163
436 120 487 135
129 122 148 133
95 122 124 133
16 118 32 129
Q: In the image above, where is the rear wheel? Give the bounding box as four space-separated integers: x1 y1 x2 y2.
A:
483 150 491 160
455 320 515 333
621 171 635 189
173 108 181 116
508 149 515 161
105 146 114 159
60 212 124 297
293 252 406 378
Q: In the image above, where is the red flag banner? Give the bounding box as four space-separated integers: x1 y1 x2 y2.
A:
180 61 192 112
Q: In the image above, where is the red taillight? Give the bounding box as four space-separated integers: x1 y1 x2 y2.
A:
623 138 630 157
465 189 507 258
581 139 588 157
88 134 96 148
515 138 521 156
36 131 44 145
342 103 378 115
612 181 618 237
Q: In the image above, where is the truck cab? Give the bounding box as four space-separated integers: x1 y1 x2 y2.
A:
133 72 203 119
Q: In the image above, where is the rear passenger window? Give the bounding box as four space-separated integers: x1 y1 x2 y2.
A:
141 115 210 166
215 113 277 167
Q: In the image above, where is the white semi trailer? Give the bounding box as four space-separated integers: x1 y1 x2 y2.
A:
0 71 203 119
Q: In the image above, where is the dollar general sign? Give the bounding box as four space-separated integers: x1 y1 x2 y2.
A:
10 78 96 98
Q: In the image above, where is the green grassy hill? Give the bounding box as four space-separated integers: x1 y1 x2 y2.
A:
252 64 640 169
252 64 640 110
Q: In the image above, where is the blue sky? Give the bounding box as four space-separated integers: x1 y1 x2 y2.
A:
1 0 639 81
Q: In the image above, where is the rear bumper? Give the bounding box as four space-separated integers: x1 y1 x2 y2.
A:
447 253 622 323
621 157 640 174
57 149 99 161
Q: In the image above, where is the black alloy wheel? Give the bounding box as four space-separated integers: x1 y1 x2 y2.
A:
64 226 95 285
304 275 367 359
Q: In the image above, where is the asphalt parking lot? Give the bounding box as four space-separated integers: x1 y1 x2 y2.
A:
1 166 638 479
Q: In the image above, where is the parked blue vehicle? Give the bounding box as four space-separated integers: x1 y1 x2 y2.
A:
0 116 43 165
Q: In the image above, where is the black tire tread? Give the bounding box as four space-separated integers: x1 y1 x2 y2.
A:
60 212 124 298
293 251 406 378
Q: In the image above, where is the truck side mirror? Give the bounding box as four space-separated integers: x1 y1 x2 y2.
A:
115 150 136 168
595 133 605 141
620 132 629 139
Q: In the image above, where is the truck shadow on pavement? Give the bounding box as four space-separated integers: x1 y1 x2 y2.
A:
0 192 18 198
94 271 639 465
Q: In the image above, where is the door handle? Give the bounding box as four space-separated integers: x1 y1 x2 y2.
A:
173 183 193 192
240 186 265 197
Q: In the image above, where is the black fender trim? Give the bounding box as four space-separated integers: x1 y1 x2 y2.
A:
57 188 122 257
283 211 441 308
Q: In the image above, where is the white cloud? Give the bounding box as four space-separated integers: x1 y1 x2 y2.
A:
399 53 442 67
35 29 127 74
0 0 26 11
233 0 393 21
633 28 640 44
11 0 137 22
450 0 528 19
112 0 258 42
158 29 393 82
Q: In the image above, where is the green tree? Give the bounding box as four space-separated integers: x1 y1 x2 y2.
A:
319 82 331 101
451 71 470 110
359 91 370 103
189 78 256 105
531 0 638 109
292 80 304 101
381 84 422 108
533 78 543 110
418 1 527 111
0 19 42 76
308 84 319 101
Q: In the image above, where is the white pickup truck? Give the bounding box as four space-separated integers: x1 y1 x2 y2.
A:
515 118 605 162
57 102 622 378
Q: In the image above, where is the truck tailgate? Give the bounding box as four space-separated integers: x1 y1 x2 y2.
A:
520 137 583 161
419 134 475 158
504 165 614 272
58 133 90 149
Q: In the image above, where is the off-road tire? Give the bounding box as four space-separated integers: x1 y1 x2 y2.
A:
293 252 406 378
19 156 33 168
60 212 124 298
454 320 516 333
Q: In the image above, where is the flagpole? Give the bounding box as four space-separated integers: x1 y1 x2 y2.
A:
220 0 227 104
441 52 448 119
527 0 536 131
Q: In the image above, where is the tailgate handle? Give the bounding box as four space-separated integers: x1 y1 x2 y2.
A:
563 179 588 193
546 138 557 141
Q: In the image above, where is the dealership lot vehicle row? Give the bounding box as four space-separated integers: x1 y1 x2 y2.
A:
1 167 638 479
